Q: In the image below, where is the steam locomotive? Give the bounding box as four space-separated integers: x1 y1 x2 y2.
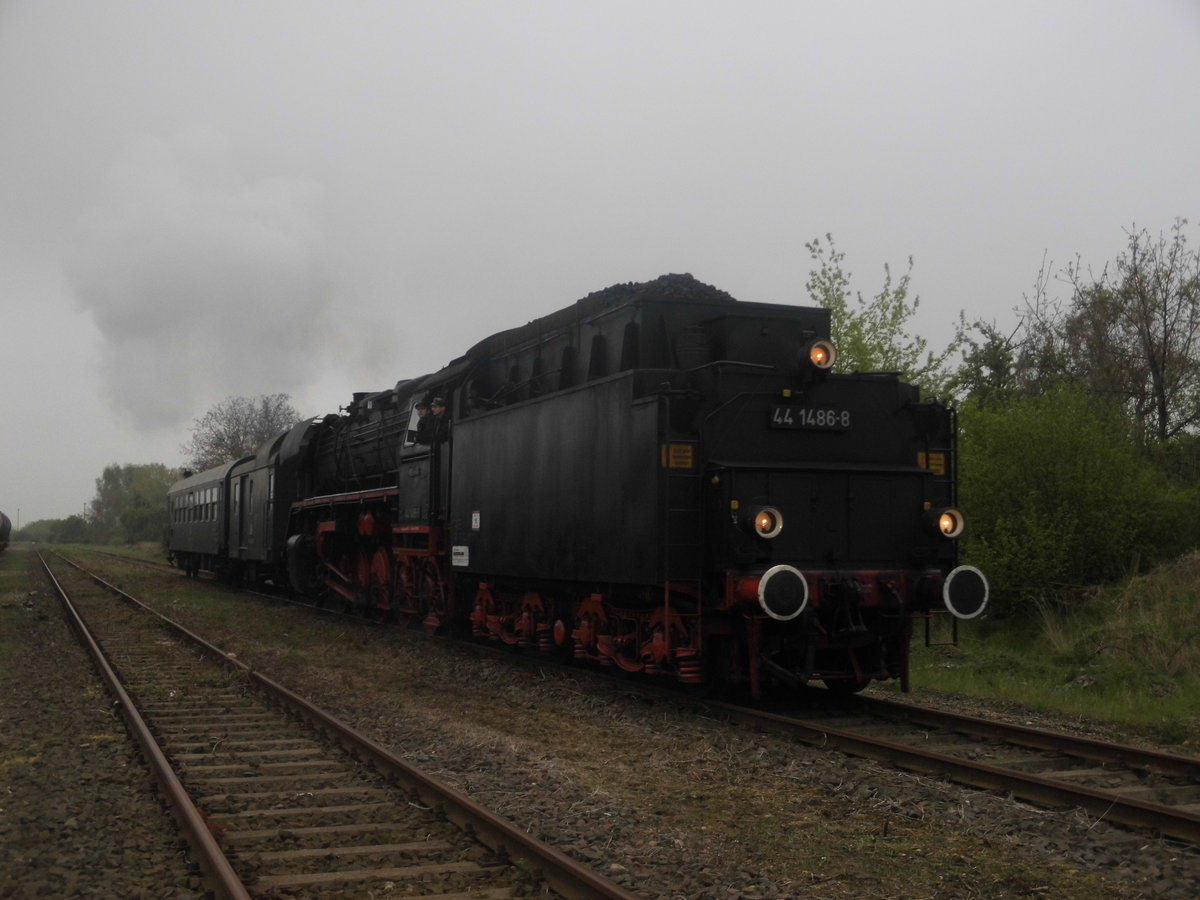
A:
167 274 986 696
0 510 11 553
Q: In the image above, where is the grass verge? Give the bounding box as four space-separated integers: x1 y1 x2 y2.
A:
908 552 1200 751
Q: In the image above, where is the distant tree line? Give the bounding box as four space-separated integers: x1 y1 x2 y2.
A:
19 463 178 545
19 393 301 546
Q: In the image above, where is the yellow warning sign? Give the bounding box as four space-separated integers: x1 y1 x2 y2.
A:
663 443 695 469
918 452 946 475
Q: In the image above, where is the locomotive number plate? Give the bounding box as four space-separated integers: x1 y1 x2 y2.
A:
770 406 850 430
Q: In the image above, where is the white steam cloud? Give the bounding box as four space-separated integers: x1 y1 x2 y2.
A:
68 127 341 430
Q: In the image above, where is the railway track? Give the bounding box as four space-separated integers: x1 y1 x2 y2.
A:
709 692 1200 847
74 549 1200 849
39 551 637 899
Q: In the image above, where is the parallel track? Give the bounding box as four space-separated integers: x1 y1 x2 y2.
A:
40 551 637 899
712 693 1200 846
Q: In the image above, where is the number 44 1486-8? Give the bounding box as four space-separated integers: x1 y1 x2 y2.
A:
769 406 850 430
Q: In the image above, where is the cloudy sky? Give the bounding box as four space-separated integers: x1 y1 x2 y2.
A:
1 0 1197 524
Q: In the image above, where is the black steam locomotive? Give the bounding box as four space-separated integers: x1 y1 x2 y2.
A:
0 510 11 553
168 274 986 696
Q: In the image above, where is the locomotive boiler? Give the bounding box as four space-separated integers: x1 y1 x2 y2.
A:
168 274 986 696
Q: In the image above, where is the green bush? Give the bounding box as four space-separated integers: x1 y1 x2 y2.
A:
958 387 1196 614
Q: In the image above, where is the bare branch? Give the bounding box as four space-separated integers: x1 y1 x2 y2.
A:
181 393 302 470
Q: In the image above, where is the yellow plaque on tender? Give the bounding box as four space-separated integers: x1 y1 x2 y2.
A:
918 452 946 475
664 443 695 469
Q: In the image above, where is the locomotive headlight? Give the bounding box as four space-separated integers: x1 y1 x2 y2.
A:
752 506 784 539
925 507 965 539
802 339 837 372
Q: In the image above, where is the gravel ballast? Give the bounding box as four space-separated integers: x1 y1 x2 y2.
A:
4 546 1200 898
0 550 205 899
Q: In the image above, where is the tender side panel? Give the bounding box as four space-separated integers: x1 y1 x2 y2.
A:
450 373 662 584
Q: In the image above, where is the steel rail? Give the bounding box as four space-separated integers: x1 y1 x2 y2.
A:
856 695 1200 778
56 552 639 900
38 552 252 900
703 697 1200 846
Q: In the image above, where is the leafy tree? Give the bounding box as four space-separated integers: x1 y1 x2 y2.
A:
1015 220 1200 444
55 514 92 544
89 463 179 544
805 234 965 398
181 393 301 471
947 319 1020 409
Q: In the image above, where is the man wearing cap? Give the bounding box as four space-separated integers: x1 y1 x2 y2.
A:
429 397 450 443
413 400 433 444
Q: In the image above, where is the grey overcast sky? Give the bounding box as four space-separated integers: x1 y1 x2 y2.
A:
1 0 1198 523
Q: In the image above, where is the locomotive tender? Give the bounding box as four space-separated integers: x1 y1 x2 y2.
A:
168 274 986 695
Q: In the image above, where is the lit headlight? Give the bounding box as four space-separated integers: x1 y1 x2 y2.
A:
802 339 837 372
751 506 784 539
925 507 965 539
